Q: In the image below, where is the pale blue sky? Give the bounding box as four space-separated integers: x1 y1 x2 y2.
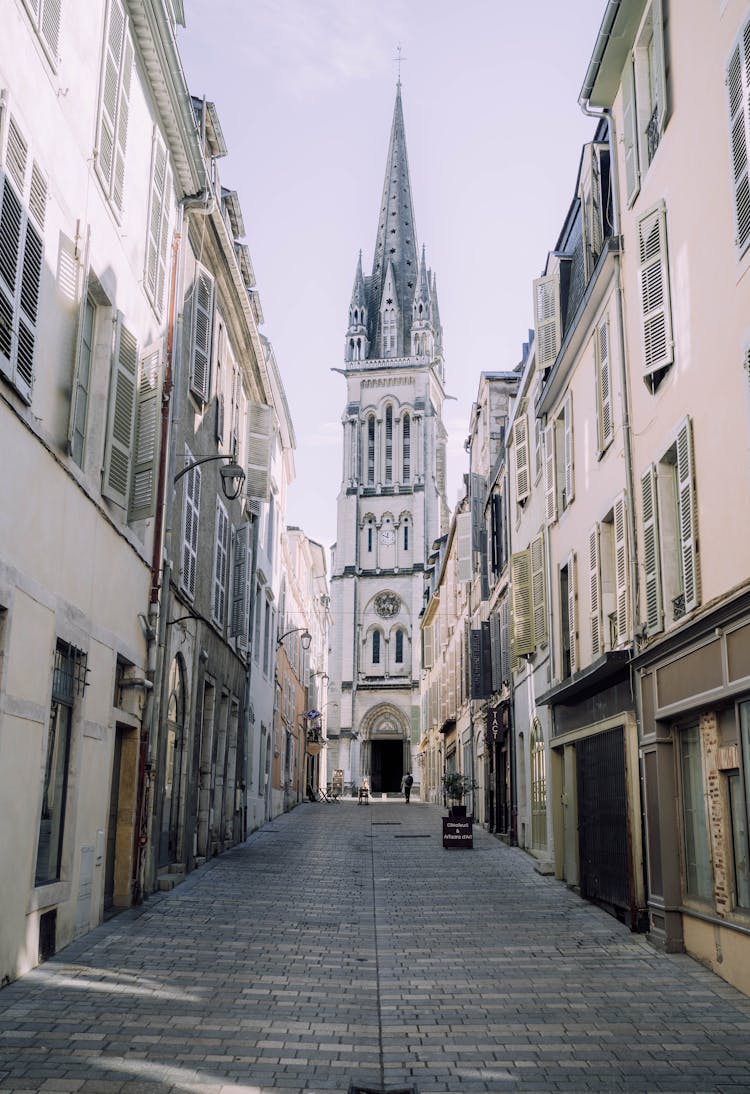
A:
179 0 607 552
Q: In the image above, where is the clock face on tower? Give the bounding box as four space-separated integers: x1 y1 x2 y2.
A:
380 527 396 545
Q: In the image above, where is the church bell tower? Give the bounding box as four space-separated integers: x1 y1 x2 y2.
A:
327 84 449 795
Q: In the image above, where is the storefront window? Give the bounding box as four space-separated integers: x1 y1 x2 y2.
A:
728 772 750 908
680 725 713 902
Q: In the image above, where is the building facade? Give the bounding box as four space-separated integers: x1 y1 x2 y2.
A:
328 85 449 795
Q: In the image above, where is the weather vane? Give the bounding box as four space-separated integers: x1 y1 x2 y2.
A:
394 44 406 86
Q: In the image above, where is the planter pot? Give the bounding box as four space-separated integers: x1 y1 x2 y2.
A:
448 804 467 817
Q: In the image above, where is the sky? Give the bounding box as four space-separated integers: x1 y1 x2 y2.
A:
178 0 607 554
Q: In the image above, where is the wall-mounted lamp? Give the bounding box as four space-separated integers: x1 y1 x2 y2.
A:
277 627 312 651
174 454 246 500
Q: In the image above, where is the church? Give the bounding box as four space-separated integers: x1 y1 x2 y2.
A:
327 84 449 795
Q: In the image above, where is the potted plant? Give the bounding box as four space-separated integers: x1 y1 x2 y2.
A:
442 772 478 818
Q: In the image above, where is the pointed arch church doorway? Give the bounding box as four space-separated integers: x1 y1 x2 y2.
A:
371 739 403 793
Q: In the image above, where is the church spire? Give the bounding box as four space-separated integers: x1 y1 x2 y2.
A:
369 84 419 358
345 251 369 362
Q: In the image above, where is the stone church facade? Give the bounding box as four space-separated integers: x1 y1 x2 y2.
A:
327 86 449 795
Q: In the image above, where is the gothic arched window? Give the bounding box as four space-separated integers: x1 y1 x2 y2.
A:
395 629 404 664
367 415 375 484
385 405 393 483
402 413 411 483
403 519 409 551
372 630 381 664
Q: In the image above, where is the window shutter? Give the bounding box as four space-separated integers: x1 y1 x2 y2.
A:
514 415 530 503
245 401 274 501
181 447 200 598
96 0 131 212
596 315 613 451
215 391 225 444
638 203 673 375
727 28 750 253
212 500 229 625
567 552 578 675
676 417 700 612
128 340 162 521
531 532 547 648
651 0 668 138
40 0 62 58
67 226 92 456
543 422 557 525
533 272 561 369
563 391 574 506
641 464 663 634
622 57 640 205
112 32 133 214
500 597 511 684
423 624 434 670
589 524 602 658
489 611 501 692
511 549 534 657
614 492 630 644
145 130 171 312
580 143 603 276
102 314 137 506
229 522 250 644
456 510 472 582
189 266 214 401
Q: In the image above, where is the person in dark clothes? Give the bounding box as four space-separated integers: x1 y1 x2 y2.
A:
401 772 413 803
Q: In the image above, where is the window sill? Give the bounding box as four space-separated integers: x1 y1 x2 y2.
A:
28 881 71 913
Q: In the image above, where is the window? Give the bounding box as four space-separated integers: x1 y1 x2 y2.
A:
367 415 375 485
641 417 699 634
637 202 674 382
595 314 614 453
395 629 404 664
266 495 275 563
382 308 397 356
533 269 561 370
246 402 274 502
69 295 95 467
589 494 628 659
580 142 606 279
510 532 546 659
21 0 61 62
727 20 750 255
680 725 713 902
385 404 393 483
102 315 137 506
543 393 573 523
263 600 271 676
95 0 134 214
181 445 201 598
35 642 86 886
367 520 373 553
188 264 214 402
372 629 381 665
403 520 409 551
402 413 411 482
212 500 229 626
144 129 172 316
0 110 47 403
560 553 578 678
514 414 530 505
229 523 250 647
622 0 667 206
734 701 750 907
253 580 262 663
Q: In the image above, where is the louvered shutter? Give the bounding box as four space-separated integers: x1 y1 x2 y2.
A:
499 598 511 683
727 23 750 253
229 523 249 643
622 58 640 205
145 131 169 309
128 340 162 521
650 0 668 140
40 0 62 58
102 315 137 506
638 203 673 375
489 611 501 692
531 532 547 648
515 415 530 503
596 315 613 451
589 524 602 658
97 0 131 212
112 33 133 213
563 391 574 506
511 549 534 657
189 266 214 401
641 464 663 634
67 226 92 457
245 401 274 500
580 143 603 276
543 423 557 525
567 552 578 675
181 451 201 598
533 273 561 369
456 511 472 583
676 417 700 612
212 501 229 625
423 624 434 670
614 493 629 644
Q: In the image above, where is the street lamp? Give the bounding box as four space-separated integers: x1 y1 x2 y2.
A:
173 454 246 500
277 627 312 650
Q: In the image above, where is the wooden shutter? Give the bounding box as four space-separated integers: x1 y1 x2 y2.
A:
422 623 434 670
589 524 602 658
245 401 274 501
456 511 472 583
112 31 133 213
500 598 511 684
650 0 668 139
614 492 629 644
128 340 162 521
533 272 561 369
67 226 92 456
531 532 547 648
596 315 613 451
189 266 214 401
511 549 534 657
567 552 578 675
641 464 663 634
145 130 171 313
97 0 131 211
181 447 201 598
676 417 700 612
563 391 574 506
638 203 673 375
580 143 603 276
489 611 501 692
622 57 640 205
229 523 250 645
40 0 62 57
514 415 530 503
727 25 750 252
543 422 557 525
212 500 229 625
102 314 137 506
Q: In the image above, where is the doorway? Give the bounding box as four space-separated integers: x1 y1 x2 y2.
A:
370 739 404 792
158 656 186 868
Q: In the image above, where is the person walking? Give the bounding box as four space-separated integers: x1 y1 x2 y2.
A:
401 771 413 803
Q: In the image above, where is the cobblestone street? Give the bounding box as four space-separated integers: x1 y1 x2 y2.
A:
1 802 749 1094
